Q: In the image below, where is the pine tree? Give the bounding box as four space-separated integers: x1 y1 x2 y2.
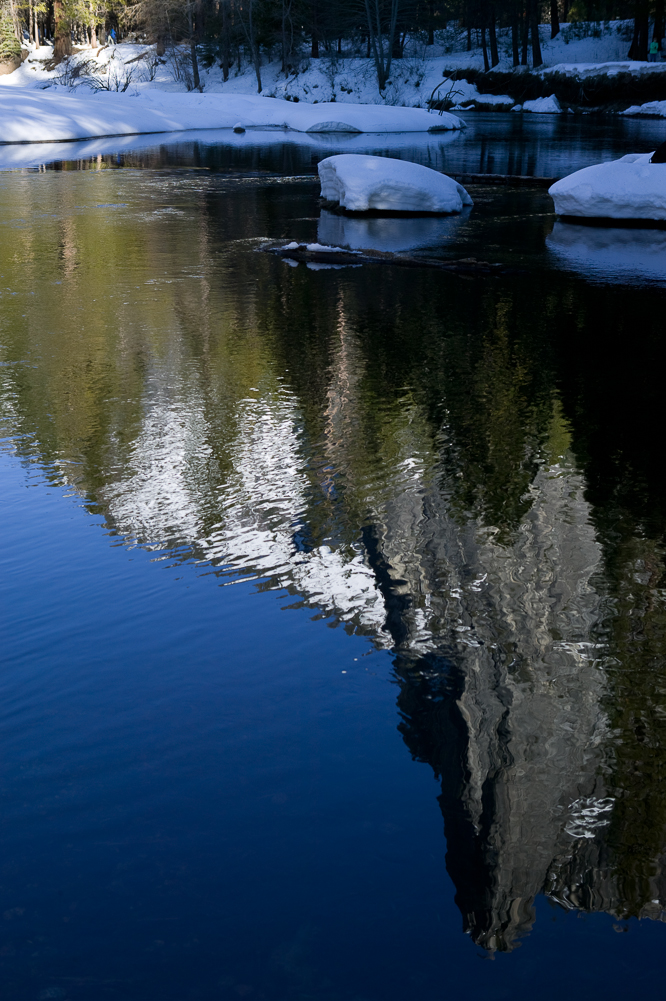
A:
0 0 20 63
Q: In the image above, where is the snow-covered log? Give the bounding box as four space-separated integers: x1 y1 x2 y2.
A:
318 154 473 214
0 88 464 144
549 153 666 220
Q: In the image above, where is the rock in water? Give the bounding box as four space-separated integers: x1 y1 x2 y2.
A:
549 153 666 220
318 154 473 214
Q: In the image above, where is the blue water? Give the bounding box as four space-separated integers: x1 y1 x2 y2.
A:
2 116 666 999
3 453 665 1001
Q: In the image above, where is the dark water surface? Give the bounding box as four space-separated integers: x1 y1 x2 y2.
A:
2 116 666 1000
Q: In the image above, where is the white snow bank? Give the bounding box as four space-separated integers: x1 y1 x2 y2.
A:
548 220 666 284
523 95 562 113
541 60 666 77
318 154 473 213
317 208 467 251
0 87 464 144
549 153 666 219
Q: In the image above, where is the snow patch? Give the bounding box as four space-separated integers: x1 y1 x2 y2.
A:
318 154 473 214
304 243 353 252
523 95 562 113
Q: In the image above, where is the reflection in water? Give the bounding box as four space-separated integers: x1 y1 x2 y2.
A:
5 110 666 179
548 221 666 285
0 127 463 173
2 166 666 960
317 208 470 252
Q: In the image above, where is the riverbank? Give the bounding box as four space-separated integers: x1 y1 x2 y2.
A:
4 20 666 117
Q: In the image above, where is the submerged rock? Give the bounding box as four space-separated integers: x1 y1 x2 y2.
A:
318 154 473 214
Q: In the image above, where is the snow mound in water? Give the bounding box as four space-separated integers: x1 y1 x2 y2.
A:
622 100 666 117
0 88 464 144
318 154 473 214
523 95 562 113
549 152 666 220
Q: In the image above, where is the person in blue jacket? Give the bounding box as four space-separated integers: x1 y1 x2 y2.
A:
109 27 117 44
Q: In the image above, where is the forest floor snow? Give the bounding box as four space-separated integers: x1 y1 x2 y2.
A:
0 20 654 123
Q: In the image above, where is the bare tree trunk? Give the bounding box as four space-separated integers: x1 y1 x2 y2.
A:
550 0 560 37
481 25 490 70
33 1 40 46
221 0 230 79
511 18 520 64
155 1 167 57
628 13 639 56
428 0 434 44
281 0 292 73
311 0 318 57
530 0 543 66
241 0 262 92
53 0 72 62
654 0 664 44
629 0 649 58
364 0 399 90
521 4 529 64
90 3 97 48
489 12 499 65
188 5 202 90
638 0 649 58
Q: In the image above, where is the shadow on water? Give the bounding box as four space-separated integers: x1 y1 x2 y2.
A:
2 134 666 991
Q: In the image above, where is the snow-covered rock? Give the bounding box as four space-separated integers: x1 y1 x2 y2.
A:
318 154 473 213
548 220 666 284
621 99 666 116
523 95 562 113
0 87 464 144
549 152 666 219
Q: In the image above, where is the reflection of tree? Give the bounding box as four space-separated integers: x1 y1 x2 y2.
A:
3 174 666 952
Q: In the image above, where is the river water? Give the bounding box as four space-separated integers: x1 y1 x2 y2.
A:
2 113 666 1000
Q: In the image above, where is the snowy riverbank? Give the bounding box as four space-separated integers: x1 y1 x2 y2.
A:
0 88 463 145
4 20 666 118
